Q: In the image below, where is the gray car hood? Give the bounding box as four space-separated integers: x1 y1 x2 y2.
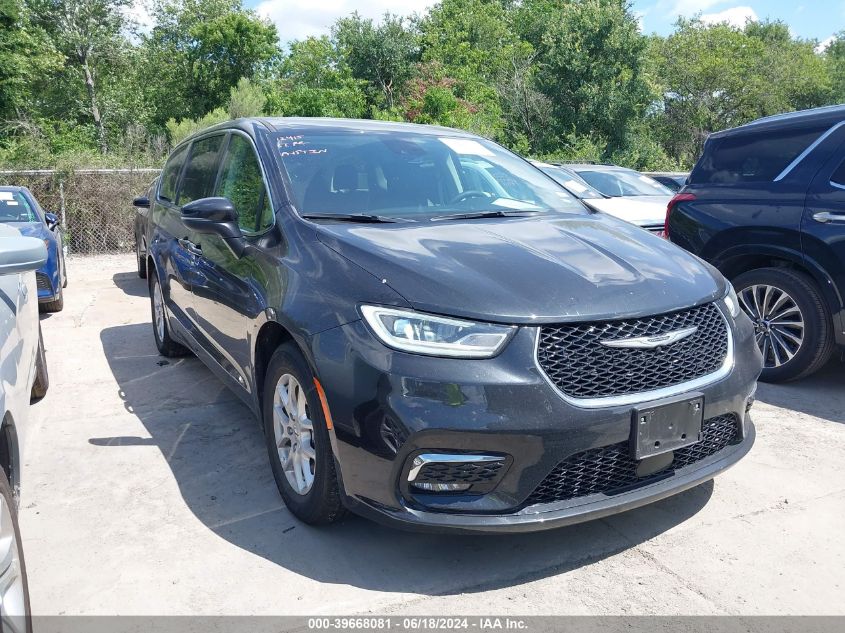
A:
315 212 726 324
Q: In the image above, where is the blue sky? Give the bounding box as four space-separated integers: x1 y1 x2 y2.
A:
239 0 838 47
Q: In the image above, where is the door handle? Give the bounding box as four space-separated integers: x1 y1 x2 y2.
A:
812 211 845 224
178 238 202 256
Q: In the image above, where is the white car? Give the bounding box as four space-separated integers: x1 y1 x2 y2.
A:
0 223 48 632
534 162 671 235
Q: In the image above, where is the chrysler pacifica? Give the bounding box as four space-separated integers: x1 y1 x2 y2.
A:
137 118 762 532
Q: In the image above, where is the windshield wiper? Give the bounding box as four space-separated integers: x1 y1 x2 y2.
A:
301 212 401 224
430 210 541 221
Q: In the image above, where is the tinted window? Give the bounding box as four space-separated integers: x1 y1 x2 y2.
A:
690 126 826 185
178 135 225 205
215 135 273 233
0 190 38 223
159 145 188 203
830 158 845 188
274 132 584 219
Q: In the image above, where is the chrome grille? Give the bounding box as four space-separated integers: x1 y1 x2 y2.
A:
526 414 739 506
538 303 729 399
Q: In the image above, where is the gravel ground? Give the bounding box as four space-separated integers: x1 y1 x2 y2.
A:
18 254 845 616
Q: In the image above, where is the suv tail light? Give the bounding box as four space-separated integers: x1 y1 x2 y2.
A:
665 193 696 238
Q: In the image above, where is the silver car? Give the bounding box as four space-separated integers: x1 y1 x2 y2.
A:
535 162 672 235
0 223 48 632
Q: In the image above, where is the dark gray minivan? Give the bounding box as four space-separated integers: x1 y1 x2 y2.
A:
137 118 762 532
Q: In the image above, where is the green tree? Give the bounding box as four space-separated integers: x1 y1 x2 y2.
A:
652 19 832 165
30 0 130 153
827 32 845 102
142 0 278 127
333 12 419 110
267 36 366 118
518 0 653 154
0 0 61 120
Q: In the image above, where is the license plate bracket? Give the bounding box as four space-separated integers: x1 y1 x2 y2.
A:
632 395 704 460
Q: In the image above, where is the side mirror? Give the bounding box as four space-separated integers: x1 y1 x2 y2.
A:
133 196 150 209
0 234 48 276
180 197 246 258
44 212 60 231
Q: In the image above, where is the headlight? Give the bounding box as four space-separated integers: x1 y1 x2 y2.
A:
360 305 516 358
723 284 741 318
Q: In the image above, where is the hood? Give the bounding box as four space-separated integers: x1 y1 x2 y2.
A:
2 222 47 239
315 213 726 324
583 196 670 227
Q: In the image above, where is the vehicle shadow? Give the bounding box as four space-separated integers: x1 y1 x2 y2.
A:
95 321 715 596
112 271 148 298
754 359 845 425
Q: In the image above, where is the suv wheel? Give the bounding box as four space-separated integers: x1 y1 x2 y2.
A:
262 344 346 525
733 268 834 382
149 273 189 357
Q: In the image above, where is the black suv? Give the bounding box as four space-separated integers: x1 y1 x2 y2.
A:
136 118 761 532
668 105 845 382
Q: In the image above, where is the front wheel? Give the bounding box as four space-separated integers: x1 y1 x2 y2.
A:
733 268 834 382
262 344 346 525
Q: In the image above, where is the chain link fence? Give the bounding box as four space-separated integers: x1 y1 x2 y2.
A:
0 168 160 255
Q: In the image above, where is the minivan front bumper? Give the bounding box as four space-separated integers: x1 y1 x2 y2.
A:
310 307 762 533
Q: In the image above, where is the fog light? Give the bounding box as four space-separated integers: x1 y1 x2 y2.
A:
411 482 471 492
406 453 508 494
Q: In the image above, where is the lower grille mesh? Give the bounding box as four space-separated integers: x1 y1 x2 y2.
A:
35 272 51 292
415 461 505 485
526 414 739 506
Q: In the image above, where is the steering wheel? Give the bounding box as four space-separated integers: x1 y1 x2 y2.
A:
450 190 493 205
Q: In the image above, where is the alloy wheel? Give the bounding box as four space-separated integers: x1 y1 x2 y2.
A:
272 373 316 495
0 495 26 633
153 280 165 342
738 284 805 368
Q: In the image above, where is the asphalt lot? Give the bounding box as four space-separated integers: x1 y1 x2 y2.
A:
20 254 845 616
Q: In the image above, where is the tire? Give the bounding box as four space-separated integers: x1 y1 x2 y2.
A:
733 267 834 382
262 343 346 525
137 238 147 279
40 284 63 313
149 272 189 357
30 326 49 401
0 469 32 633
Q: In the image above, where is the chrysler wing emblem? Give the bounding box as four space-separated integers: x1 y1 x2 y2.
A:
600 326 698 349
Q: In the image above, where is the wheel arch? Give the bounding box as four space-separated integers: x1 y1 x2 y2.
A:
253 320 297 416
0 413 21 499
715 245 843 316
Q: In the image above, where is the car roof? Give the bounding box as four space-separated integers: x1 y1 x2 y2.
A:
561 163 628 172
711 104 845 139
0 186 26 193
188 117 481 141
259 117 479 138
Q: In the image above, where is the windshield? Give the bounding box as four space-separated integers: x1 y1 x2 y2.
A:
273 131 586 220
0 190 38 223
536 165 603 200
573 168 673 197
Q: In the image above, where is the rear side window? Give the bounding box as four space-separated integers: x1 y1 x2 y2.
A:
159 145 188 203
690 126 827 185
215 135 273 234
830 159 845 189
178 135 225 205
